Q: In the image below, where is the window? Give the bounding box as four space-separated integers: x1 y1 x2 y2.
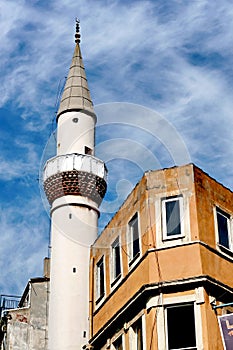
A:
85 146 93 155
131 318 143 350
128 213 140 263
216 207 232 250
162 196 184 239
96 256 105 302
113 336 123 350
166 304 197 350
111 237 121 283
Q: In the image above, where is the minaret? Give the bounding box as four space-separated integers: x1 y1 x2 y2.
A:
43 21 107 350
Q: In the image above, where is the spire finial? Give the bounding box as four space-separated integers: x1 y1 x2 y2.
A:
75 18 81 44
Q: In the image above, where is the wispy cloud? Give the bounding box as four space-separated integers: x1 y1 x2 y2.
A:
0 198 49 294
0 139 39 181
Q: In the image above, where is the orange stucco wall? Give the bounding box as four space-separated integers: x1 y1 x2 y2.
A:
194 166 233 247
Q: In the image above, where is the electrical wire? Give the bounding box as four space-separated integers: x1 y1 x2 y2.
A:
145 173 165 350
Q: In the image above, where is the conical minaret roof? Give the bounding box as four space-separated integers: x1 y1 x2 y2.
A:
57 23 95 119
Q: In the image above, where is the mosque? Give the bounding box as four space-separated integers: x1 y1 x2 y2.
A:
0 22 233 350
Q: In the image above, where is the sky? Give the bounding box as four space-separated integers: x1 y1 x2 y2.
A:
0 0 233 296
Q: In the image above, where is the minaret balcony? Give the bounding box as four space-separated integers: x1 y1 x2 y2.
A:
43 153 107 206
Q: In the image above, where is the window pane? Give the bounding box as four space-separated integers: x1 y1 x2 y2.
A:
130 214 140 257
112 238 121 279
133 234 140 257
167 304 196 349
166 200 181 236
99 261 104 296
97 257 104 299
217 211 229 249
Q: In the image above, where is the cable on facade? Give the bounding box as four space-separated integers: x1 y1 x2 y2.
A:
48 76 67 145
145 173 166 350
54 77 66 113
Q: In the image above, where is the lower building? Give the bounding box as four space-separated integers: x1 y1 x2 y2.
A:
0 295 20 350
2 259 50 350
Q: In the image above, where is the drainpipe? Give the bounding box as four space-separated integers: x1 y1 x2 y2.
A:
89 256 95 340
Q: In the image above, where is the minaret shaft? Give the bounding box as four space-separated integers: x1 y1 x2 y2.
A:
48 205 98 349
57 111 95 156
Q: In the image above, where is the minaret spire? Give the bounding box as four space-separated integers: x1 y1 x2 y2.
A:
57 20 94 119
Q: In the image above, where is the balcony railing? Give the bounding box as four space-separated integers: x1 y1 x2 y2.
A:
43 153 107 182
0 295 21 315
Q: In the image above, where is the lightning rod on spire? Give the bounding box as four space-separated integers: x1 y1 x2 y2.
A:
75 18 81 44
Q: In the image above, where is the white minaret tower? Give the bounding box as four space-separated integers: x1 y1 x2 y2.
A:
43 21 107 350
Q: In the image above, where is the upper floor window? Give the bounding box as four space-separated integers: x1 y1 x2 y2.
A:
162 196 184 239
96 256 105 302
111 237 121 283
128 213 140 264
166 303 197 350
216 207 232 251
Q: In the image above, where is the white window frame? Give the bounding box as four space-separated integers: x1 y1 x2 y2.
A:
128 212 141 265
162 196 184 240
96 256 105 303
215 206 233 253
111 236 122 286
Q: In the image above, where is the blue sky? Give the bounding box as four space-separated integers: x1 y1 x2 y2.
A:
0 0 233 295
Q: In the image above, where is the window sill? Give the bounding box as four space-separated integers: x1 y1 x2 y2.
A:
95 294 105 305
162 234 185 242
111 274 122 288
218 244 233 258
129 251 140 267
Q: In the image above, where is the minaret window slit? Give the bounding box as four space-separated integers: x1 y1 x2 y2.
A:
85 146 93 155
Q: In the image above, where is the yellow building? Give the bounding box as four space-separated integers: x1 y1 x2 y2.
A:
89 163 233 350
